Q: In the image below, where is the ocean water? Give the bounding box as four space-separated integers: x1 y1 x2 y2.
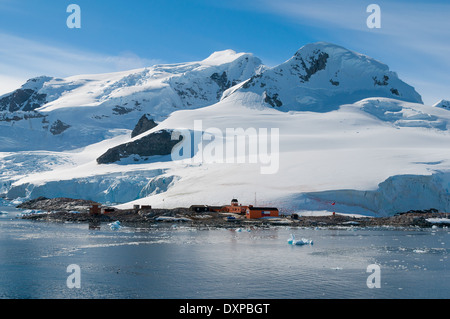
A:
0 205 448 299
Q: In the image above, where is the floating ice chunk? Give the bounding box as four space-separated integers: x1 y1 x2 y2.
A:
297 238 314 245
287 234 313 246
109 221 122 230
235 228 242 232
0 211 8 215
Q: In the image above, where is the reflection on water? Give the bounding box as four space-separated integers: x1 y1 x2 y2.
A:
0 205 449 299
88 219 101 230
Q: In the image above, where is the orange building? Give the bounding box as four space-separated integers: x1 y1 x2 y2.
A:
208 206 223 213
221 199 248 214
246 206 279 219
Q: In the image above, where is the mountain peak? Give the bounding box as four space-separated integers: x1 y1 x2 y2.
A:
293 41 349 54
202 49 248 65
21 76 54 91
230 42 423 112
291 42 388 72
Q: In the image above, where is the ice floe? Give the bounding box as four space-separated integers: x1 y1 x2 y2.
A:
108 221 122 231
287 234 313 246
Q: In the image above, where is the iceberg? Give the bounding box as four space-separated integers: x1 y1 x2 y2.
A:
287 234 313 246
108 221 122 231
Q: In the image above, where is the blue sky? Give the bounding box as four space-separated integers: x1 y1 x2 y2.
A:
0 0 448 104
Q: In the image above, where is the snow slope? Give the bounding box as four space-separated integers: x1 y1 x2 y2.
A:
2 43 450 216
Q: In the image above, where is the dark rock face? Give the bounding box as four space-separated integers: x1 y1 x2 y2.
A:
50 120 71 135
264 92 283 107
112 105 133 115
0 89 47 112
292 50 329 83
0 111 44 122
131 114 158 138
210 71 231 99
241 50 330 100
97 129 183 164
373 75 389 86
241 73 262 89
390 88 400 96
329 79 340 86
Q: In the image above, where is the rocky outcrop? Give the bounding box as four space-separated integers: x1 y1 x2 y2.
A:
17 196 99 213
0 111 44 122
263 91 283 107
97 129 183 164
0 89 47 112
0 76 51 113
210 71 232 99
433 100 450 110
131 114 158 138
292 50 329 83
50 120 71 135
112 105 133 115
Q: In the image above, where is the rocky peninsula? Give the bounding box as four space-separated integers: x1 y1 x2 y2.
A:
15 197 450 229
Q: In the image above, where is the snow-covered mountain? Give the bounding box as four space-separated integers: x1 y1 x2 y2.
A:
0 49 264 151
1 42 450 217
223 42 423 112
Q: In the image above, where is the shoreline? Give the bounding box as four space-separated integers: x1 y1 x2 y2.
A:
15 197 450 229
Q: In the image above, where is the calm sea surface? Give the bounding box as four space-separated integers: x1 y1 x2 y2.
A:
0 205 448 299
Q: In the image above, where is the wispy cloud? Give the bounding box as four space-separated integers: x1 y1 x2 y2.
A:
0 32 162 95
